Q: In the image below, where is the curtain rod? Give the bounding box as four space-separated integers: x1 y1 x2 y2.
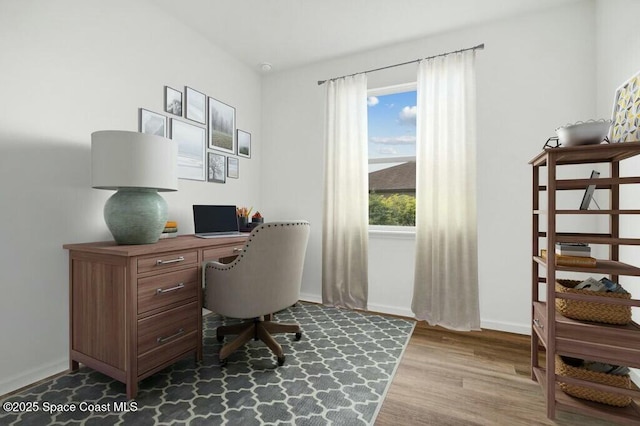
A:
317 43 485 86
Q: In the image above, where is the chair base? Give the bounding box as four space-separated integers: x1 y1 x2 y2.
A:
216 316 301 365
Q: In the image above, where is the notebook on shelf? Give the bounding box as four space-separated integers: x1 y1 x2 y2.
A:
193 205 245 238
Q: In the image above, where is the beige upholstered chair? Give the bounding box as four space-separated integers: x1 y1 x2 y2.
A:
204 221 310 366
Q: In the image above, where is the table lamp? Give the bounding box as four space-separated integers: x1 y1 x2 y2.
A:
91 130 178 244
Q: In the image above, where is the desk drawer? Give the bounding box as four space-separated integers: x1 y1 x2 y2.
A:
137 302 198 356
137 250 198 274
203 245 244 262
137 331 197 376
137 268 198 314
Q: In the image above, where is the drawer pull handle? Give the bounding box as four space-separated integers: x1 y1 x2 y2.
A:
533 318 544 330
156 283 185 295
157 328 185 344
233 248 243 253
156 256 185 265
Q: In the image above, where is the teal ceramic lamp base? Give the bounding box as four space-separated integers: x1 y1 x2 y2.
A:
104 188 168 245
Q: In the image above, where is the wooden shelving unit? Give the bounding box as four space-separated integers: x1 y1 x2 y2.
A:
530 142 640 424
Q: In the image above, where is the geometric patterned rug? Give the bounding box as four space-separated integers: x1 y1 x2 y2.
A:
0 303 415 425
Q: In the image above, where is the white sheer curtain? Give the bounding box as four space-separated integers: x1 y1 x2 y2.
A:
412 50 480 331
322 74 369 310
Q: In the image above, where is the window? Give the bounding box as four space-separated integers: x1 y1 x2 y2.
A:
367 84 417 227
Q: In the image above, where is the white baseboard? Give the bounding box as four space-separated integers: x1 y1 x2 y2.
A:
0 357 67 397
299 295 414 318
480 319 530 335
299 292 322 304
366 302 414 318
301 295 531 335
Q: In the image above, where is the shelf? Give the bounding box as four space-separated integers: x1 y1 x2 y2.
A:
538 176 640 191
537 232 640 246
533 367 640 425
533 256 640 276
531 142 640 422
534 209 640 215
529 141 640 167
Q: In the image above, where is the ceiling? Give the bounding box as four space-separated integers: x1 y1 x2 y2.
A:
152 0 582 72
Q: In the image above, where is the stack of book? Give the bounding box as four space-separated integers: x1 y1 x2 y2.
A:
160 220 178 239
556 242 591 257
541 244 596 267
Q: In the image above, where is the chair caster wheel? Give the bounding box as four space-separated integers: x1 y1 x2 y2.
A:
220 358 227 367
216 335 224 342
295 332 302 341
277 355 285 366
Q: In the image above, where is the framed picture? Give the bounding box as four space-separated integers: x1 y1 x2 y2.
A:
610 70 640 143
171 119 206 181
208 97 236 154
227 157 239 179
208 152 226 183
164 86 182 116
139 108 166 137
237 129 251 158
185 86 206 124
579 170 600 210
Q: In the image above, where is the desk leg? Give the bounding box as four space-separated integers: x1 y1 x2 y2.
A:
126 381 138 400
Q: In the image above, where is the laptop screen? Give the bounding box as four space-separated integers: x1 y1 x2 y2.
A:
193 205 239 234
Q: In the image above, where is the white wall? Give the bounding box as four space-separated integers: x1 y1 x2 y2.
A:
261 1 597 333
0 0 262 395
595 0 640 385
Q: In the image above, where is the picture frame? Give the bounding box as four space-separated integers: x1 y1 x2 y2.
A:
208 97 236 154
139 108 167 137
164 86 182 116
610 70 640 143
237 129 251 158
170 119 206 181
208 152 226 183
579 170 600 210
185 86 206 124
227 157 239 179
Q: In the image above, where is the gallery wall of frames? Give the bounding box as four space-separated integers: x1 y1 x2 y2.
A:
138 86 252 184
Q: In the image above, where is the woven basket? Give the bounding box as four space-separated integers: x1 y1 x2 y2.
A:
556 356 632 407
555 279 631 325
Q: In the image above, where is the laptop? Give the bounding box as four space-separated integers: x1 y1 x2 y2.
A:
193 205 244 238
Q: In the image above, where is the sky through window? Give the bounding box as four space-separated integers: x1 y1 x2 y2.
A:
367 90 417 160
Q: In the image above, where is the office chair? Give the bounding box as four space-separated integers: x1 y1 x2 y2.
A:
204 221 310 366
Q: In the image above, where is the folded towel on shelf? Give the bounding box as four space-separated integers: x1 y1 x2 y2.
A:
583 361 630 376
560 356 630 376
575 277 605 292
574 277 628 294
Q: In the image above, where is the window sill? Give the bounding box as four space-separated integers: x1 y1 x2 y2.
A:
368 227 416 239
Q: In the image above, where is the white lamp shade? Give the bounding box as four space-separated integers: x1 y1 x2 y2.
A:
91 130 178 191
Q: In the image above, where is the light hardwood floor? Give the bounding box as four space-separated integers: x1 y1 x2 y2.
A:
376 323 632 425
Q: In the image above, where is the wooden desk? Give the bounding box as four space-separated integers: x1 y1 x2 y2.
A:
63 234 249 399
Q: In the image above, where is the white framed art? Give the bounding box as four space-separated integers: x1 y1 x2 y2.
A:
237 129 251 158
208 152 226 183
139 108 166 137
185 86 206 124
164 86 182 116
171 119 206 181
208 97 236 154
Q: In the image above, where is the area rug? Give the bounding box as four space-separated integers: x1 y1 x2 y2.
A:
0 302 415 425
